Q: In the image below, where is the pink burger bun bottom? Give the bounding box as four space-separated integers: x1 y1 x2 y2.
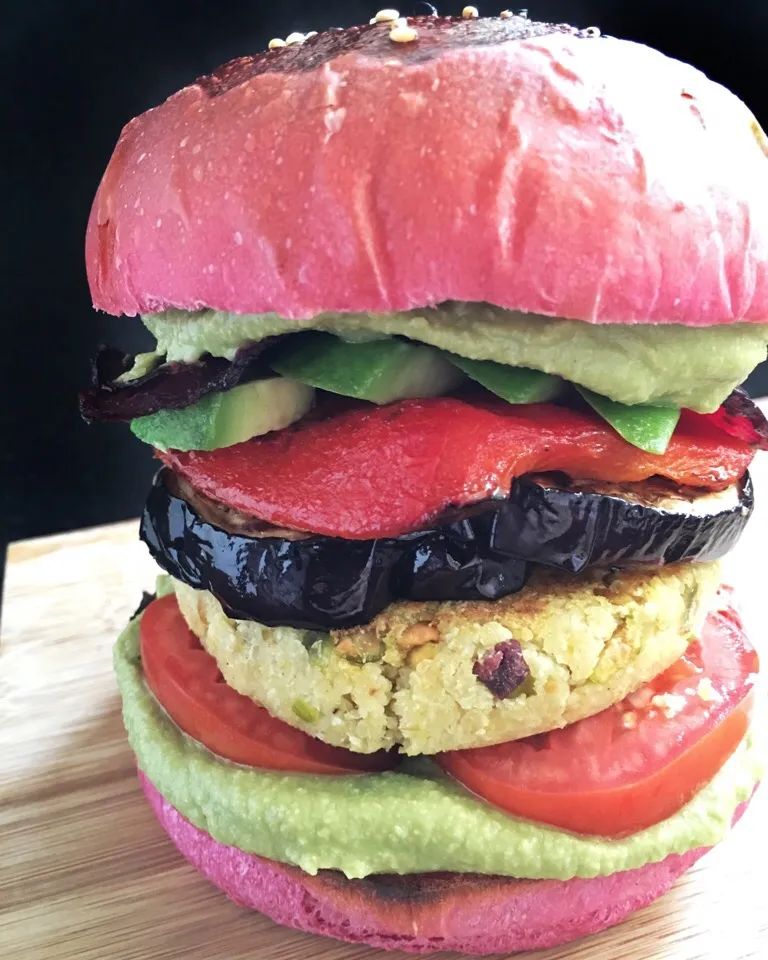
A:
139 771 753 955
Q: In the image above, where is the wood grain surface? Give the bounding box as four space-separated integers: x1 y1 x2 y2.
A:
1 473 766 960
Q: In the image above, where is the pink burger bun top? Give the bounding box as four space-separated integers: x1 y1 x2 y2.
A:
86 15 768 325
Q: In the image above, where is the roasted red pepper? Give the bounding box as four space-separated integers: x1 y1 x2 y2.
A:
160 398 755 539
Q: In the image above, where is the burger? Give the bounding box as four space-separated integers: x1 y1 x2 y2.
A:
80 11 766 954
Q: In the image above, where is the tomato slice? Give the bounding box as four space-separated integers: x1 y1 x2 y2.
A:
139 594 396 775
159 398 754 539
437 598 758 836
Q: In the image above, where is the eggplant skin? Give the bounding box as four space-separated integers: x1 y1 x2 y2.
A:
141 468 752 630
140 470 528 630
492 473 753 574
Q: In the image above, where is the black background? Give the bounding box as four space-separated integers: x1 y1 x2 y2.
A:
3 0 768 554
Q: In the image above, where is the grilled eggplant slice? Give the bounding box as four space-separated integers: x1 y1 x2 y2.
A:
141 471 528 630
141 469 752 630
493 473 752 573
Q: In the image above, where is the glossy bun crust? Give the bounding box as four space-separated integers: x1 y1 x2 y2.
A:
141 772 752 954
87 15 768 325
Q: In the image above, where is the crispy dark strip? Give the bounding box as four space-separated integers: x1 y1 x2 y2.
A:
701 387 768 451
78 338 284 422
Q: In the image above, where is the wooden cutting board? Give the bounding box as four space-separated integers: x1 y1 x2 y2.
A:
2 472 766 960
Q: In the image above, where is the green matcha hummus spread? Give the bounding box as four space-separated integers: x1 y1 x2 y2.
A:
115 613 762 880
141 304 768 412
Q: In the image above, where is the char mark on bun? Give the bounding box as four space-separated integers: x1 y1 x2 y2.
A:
199 15 586 96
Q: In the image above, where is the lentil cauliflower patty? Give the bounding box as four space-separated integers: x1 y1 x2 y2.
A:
173 562 721 754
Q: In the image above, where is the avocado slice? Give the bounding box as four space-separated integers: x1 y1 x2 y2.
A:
270 333 464 404
130 378 314 451
576 387 681 455
443 353 564 404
